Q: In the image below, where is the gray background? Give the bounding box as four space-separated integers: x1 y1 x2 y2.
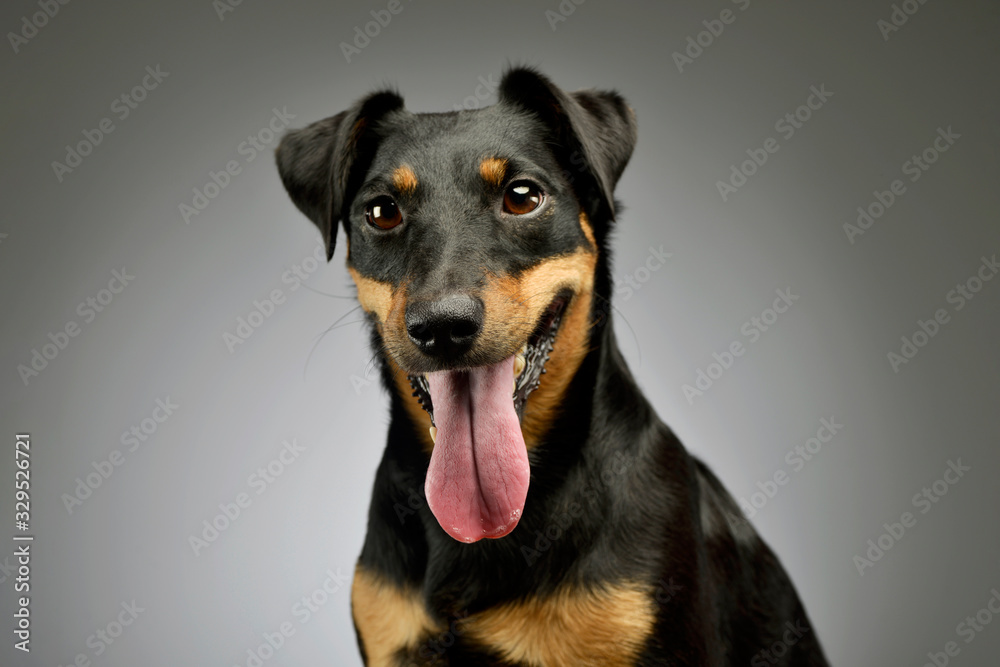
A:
2 0 999 664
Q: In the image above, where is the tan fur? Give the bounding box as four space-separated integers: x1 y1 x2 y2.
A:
578 211 597 249
352 566 440 666
392 164 419 195
348 266 394 323
349 117 366 144
479 157 508 187
459 582 656 666
347 267 434 450
477 247 597 448
391 355 436 452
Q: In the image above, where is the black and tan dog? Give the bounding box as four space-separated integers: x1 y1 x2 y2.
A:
276 68 828 666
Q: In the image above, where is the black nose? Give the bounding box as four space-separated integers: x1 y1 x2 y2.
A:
406 294 484 358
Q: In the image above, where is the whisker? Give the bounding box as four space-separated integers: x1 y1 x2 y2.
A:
300 283 357 299
302 304 365 380
591 291 641 365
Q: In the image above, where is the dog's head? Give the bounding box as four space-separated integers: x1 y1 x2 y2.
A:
277 68 636 543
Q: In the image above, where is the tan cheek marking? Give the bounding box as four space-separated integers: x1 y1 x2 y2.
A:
390 355 435 453
478 273 531 358
521 291 593 449
352 566 441 666
347 267 395 324
507 248 597 449
478 247 597 349
579 211 597 249
479 157 508 187
475 247 597 449
347 267 432 450
459 583 656 666
391 164 418 195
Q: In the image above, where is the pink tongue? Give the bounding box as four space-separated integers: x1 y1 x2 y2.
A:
424 355 530 543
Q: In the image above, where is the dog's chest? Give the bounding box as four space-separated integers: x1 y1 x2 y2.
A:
352 565 656 666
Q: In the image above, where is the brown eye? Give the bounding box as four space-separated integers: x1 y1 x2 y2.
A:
365 196 402 229
503 181 543 215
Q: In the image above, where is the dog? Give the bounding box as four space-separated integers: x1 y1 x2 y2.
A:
275 68 829 666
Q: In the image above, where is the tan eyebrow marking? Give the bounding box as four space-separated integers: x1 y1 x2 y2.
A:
391 164 418 194
479 157 508 187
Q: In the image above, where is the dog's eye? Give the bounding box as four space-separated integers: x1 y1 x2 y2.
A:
503 181 543 215
365 196 403 229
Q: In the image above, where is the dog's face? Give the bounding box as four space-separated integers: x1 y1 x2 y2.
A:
277 69 635 543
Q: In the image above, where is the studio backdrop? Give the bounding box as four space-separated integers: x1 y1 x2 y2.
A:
2 0 998 665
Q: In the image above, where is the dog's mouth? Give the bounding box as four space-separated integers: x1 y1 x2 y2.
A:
405 294 569 543
407 294 568 426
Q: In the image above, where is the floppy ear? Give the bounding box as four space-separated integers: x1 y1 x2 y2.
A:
275 91 405 260
498 67 637 227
